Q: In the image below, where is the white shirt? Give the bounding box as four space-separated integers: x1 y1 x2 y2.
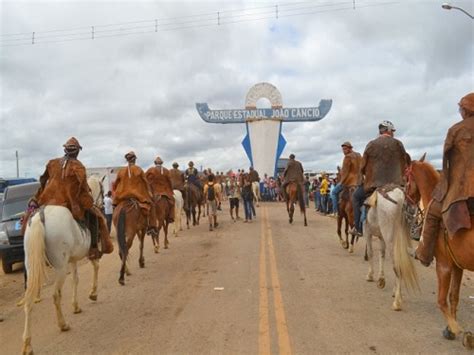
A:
104 196 113 215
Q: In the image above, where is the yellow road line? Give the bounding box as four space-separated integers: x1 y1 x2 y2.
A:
265 206 293 355
259 208 271 355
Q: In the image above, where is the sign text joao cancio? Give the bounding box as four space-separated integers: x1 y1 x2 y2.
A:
196 100 332 124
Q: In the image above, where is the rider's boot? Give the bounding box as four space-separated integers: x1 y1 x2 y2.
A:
415 200 442 267
97 213 114 255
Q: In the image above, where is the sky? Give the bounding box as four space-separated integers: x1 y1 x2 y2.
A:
0 0 473 178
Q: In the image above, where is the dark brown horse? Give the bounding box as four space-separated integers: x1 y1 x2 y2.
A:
406 155 474 349
337 186 358 252
184 183 202 228
286 182 307 226
151 196 172 253
113 199 149 285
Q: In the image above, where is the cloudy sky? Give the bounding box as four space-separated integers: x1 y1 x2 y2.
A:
1 0 473 178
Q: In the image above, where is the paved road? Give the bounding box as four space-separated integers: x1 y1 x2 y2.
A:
1 202 473 354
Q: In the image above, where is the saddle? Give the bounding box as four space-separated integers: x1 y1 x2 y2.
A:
364 184 401 207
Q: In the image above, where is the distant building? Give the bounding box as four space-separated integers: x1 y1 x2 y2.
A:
87 167 122 193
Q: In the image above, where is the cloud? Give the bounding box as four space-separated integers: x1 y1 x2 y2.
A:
0 0 472 179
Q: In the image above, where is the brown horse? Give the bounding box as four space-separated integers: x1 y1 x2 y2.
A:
337 186 358 252
151 196 172 253
286 182 307 226
406 155 474 348
113 199 149 285
184 183 202 228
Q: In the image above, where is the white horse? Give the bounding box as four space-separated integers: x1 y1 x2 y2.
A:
20 176 103 355
172 189 184 237
364 187 419 311
252 181 260 207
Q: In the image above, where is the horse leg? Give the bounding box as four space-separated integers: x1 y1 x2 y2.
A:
366 234 375 282
377 236 386 290
139 232 145 268
303 207 307 227
289 203 294 224
337 215 346 248
89 259 99 301
164 222 169 249
447 266 464 335
53 270 70 331
436 262 458 339
71 262 82 314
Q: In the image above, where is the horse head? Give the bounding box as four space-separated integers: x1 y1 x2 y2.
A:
88 175 105 210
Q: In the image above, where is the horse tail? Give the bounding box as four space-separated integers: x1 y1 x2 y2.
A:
297 183 305 213
393 195 419 291
117 207 127 260
24 214 47 303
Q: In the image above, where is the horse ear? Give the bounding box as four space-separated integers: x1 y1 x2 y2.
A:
419 152 427 162
101 175 106 183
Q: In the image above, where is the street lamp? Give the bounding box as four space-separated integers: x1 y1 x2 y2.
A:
442 3 474 19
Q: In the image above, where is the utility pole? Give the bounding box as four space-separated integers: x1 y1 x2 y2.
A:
15 150 19 178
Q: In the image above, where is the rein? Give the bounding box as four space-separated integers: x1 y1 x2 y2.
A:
403 165 424 240
444 230 464 270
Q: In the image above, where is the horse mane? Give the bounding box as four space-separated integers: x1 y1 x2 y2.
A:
415 161 440 186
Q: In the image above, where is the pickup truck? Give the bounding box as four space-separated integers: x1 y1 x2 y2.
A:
0 182 40 273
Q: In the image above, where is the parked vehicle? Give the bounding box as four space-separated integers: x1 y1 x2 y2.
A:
0 177 37 194
0 182 39 273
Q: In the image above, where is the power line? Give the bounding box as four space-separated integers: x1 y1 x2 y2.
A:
0 1 399 47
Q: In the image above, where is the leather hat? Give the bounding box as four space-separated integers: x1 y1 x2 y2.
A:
172 162 179 168
341 141 353 148
125 151 136 161
154 156 163 165
188 161 194 166
459 92 474 112
63 137 82 150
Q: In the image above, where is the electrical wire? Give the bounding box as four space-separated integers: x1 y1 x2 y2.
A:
0 1 399 47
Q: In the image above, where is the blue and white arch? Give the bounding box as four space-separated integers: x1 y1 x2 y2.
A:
196 82 332 178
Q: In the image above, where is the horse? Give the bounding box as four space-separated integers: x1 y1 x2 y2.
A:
172 190 184 237
150 195 172 253
286 182 307 226
20 175 104 355
113 198 149 285
183 182 202 228
252 181 261 207
363 185 419 311
337 186 358 252
405 155 474 348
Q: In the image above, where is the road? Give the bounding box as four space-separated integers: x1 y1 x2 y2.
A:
1 202 473 354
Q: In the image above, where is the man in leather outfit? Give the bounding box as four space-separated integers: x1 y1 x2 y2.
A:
145 156 175 224
32 137 113 258
351 121 410 236
416 93 474 266
282 154 305 201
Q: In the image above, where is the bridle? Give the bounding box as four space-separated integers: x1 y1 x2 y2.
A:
403 164 424 241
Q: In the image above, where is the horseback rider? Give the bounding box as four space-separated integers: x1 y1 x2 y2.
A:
416 92 474 267
249 166 260 184
113 151 157 233
330 142 362 215
169 162 185 197
145 156 175 224
351 121 410 236
185 161 201 189
29 137 113 258
282 154 305 200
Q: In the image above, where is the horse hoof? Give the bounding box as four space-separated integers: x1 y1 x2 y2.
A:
119 279 125 286
391 303 402 311
73 307 82 314
366 275 374 282
443 326 456 340
463 332 474 349
349 245 354 253
377 278 386 289
139 262 145 268
154 246 159 254
89 294 97 301
61 324 70 332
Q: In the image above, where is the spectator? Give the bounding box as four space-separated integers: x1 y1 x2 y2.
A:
241 175 254 223
304 175 311 208
319 173 329 214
